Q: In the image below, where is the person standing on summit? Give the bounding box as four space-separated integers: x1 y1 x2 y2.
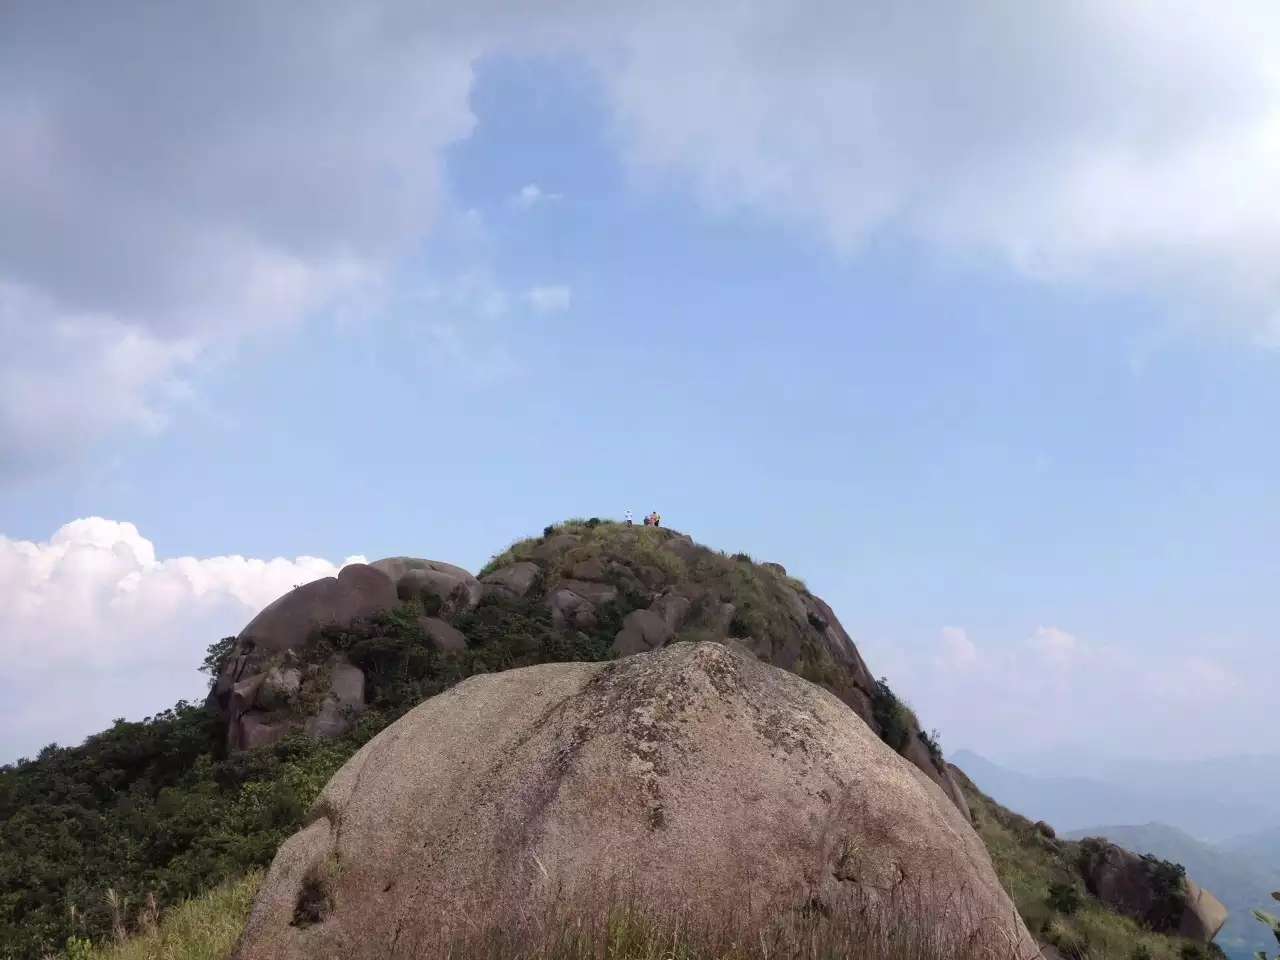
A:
625 510 633 526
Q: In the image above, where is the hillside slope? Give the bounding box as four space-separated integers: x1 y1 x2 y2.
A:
1063 823 1280 960
0 520 1237 960
950 764 1228 960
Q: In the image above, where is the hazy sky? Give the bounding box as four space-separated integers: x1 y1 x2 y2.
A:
2 2 1278 764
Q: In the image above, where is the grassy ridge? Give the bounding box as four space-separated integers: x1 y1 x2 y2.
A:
953 764 1216 960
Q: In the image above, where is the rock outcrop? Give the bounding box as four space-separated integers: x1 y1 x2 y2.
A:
234 643 1037 960
209 523 970 821
209 563 398 750
1076 838 1227 942
211 556 479 749
492 523 970 816
369 557 481 615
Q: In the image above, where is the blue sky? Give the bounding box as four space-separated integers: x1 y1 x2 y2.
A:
2 4 1278 765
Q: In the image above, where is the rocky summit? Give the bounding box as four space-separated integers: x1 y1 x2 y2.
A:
208 520 971 816
234 642 1036 960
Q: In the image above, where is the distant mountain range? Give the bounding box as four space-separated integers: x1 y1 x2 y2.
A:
1061 822 1280 960
1222 826 1280 863
949 749 1280 843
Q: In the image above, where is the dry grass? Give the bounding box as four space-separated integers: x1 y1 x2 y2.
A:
74 871 261 960
81 870 1037 960
435 890 1039 960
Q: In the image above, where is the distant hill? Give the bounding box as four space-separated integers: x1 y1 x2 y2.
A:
1063 822 1280 960
1222 825 1280 862
951 749 1275 843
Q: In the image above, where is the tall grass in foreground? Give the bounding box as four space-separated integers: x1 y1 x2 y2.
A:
67 871 261 960
431 889 1037 960
67 870 1038 960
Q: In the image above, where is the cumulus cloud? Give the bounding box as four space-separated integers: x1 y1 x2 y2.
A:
511 183 563 209
525 284 573 314
0 3 482 475
594 1 1280 340
861 623 1260 762
8 1 1280 474
0 518 364 761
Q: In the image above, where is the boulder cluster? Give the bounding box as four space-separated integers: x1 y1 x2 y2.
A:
210 521 1230 960
208 523 968 815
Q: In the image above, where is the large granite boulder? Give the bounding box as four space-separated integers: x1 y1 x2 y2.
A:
234 642 1037 960
227 564 397 660
479 560 540 599
210 563 398 750
369 557 481 616
1076 838 1227 942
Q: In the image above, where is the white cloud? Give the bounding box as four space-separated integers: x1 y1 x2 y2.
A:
1029 625 1085 667
938 626 978 669
511 183 563 209
8 1 1280 475
860 623 1261 763
0 518 364 760
0 4 481 476
525 285 573 314
590 0 1280 340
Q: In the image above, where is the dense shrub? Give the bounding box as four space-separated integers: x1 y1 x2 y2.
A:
1047 882 1083 915
870 677 910 753
1141 853 1188 931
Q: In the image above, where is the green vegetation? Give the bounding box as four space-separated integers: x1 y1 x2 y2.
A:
91 881 1026 960
871 677 911 753
952 765 1211 960
70 871 261 960
1255 891 1280 960
1048 881 1083 915
0 591 620 960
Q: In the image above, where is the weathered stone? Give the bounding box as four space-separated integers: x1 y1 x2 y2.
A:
479 561 540 598
230 564 397 661
210 564 395 750
610 609 672 657
1180 877 1228 942
303 660 365 740
418 616 467 653
238 712 292 751
649 592 691 632
762 562 787 575
370 558 481 616
256 666 302 711
547 589 596 631
567 557 607 582
235 643 1038 960
1078 838 1226 942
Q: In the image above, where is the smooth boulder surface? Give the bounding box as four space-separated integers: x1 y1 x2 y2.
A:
235 642 1037 960
479 560 540 598
230 564 397 659
369 556 482 614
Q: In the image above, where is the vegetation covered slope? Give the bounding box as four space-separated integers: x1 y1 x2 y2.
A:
951 764 1224 960
1062 823 1280 960
0 519 1230 960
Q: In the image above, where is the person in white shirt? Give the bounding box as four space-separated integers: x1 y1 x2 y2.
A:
624 510 633 526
